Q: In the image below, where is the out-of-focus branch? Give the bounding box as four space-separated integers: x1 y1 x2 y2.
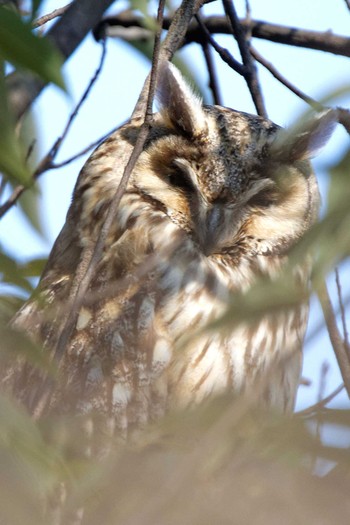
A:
335 268 350 356
33 2 72 28
6 0 116 122
97 13 350 58
317 280 350 399
298 384 345 416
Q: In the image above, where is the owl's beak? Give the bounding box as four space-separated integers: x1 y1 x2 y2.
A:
201 206 222 256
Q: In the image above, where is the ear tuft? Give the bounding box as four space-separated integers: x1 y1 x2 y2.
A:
271 108 338 162
156 60 207 137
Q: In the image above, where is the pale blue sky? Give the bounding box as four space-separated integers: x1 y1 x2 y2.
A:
1 0 350 421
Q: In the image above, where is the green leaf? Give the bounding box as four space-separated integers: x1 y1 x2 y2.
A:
129 0 157 31
0 249 33 293
0 61 32 185
30 0 44 19
0 6 65 89
17 185 44 235
20 257 47 278
0 294 24 323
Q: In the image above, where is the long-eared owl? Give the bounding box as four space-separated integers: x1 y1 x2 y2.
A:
4 61 336 435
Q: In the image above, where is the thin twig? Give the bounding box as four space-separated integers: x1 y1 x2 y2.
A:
244 0 252 40
222 0 266 116
195 14 222 105
297 383 345 416
52 38 108 160
310 360 329 469
305 293 350 346
317 279 350 399
50 128 118 170
194 13 245 76
33 3 72 28
250 46 324 111
335 268 350 358
344 0 350 12
0 39 107 220
201 41 222 105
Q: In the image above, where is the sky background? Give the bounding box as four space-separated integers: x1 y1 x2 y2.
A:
1 1 350 440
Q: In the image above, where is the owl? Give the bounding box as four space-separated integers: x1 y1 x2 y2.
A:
4 61 336 436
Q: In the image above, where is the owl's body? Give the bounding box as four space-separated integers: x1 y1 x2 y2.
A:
5 63 336 435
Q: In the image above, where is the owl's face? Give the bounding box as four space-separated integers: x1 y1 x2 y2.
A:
128 62 335 258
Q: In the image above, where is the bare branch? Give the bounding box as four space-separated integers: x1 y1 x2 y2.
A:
33 3 72 28
0 39 107 219
99 13 350 58
50 128 117 169
194 13 245 76
317 279 350 399
335 268 350 357
222 0 266 117
250 46 324 111
298 383 345 417
7 0 116 121
200 36 222 105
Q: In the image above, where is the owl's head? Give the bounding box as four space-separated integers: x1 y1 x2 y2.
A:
132 61 337 257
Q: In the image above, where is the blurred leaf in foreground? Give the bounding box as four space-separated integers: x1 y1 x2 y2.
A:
0 5 65 89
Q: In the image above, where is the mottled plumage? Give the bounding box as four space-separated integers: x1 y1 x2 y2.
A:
4 62 336 436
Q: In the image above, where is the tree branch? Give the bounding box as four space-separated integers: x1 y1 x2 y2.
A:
317 280 350 399
250 46 324 111
194 13 245 76
222 0 266 117
7 0 116 121
33 2 72 28
98 13 350 58
297 384 345 416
